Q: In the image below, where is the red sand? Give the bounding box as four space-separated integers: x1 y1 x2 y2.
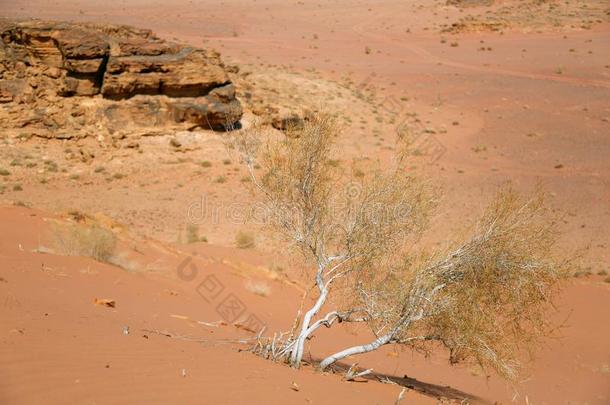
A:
1 0 609 403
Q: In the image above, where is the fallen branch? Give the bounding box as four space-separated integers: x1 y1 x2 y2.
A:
344 363 373 381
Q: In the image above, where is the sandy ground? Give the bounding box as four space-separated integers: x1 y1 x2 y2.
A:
1 0 609 403
1 203 608 404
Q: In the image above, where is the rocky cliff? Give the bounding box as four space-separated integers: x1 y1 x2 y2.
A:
0 19 242 138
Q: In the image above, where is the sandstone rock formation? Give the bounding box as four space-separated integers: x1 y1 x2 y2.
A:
0 19 242 138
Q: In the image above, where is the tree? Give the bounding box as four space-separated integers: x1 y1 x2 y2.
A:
229 114 567 380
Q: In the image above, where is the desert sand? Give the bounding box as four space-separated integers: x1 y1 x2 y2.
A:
1 0 609 404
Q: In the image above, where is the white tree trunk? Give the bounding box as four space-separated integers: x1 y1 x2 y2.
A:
319 331 394 370
289 284 329 366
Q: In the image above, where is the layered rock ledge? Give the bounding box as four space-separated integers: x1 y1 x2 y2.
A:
0 19 242 136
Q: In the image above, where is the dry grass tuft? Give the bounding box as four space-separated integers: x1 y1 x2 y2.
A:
51 222 116 262
235 230 256 249
186 223 201 244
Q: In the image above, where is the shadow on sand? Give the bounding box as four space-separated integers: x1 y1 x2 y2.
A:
327 360 490 404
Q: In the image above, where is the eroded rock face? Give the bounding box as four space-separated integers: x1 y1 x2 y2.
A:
0 19 242 135
102 47 231 100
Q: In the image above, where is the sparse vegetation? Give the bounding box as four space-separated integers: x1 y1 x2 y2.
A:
352 168 365 177
186 223 203 243
235 230 255 249
44 160 59 172
51 222 117 262
230 114 567 379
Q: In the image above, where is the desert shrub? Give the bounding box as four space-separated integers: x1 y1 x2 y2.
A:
235 230 255 249
336 187 567 378
230 113 567 380
186 223 201 244
51 223 116 262
44 160 58 172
